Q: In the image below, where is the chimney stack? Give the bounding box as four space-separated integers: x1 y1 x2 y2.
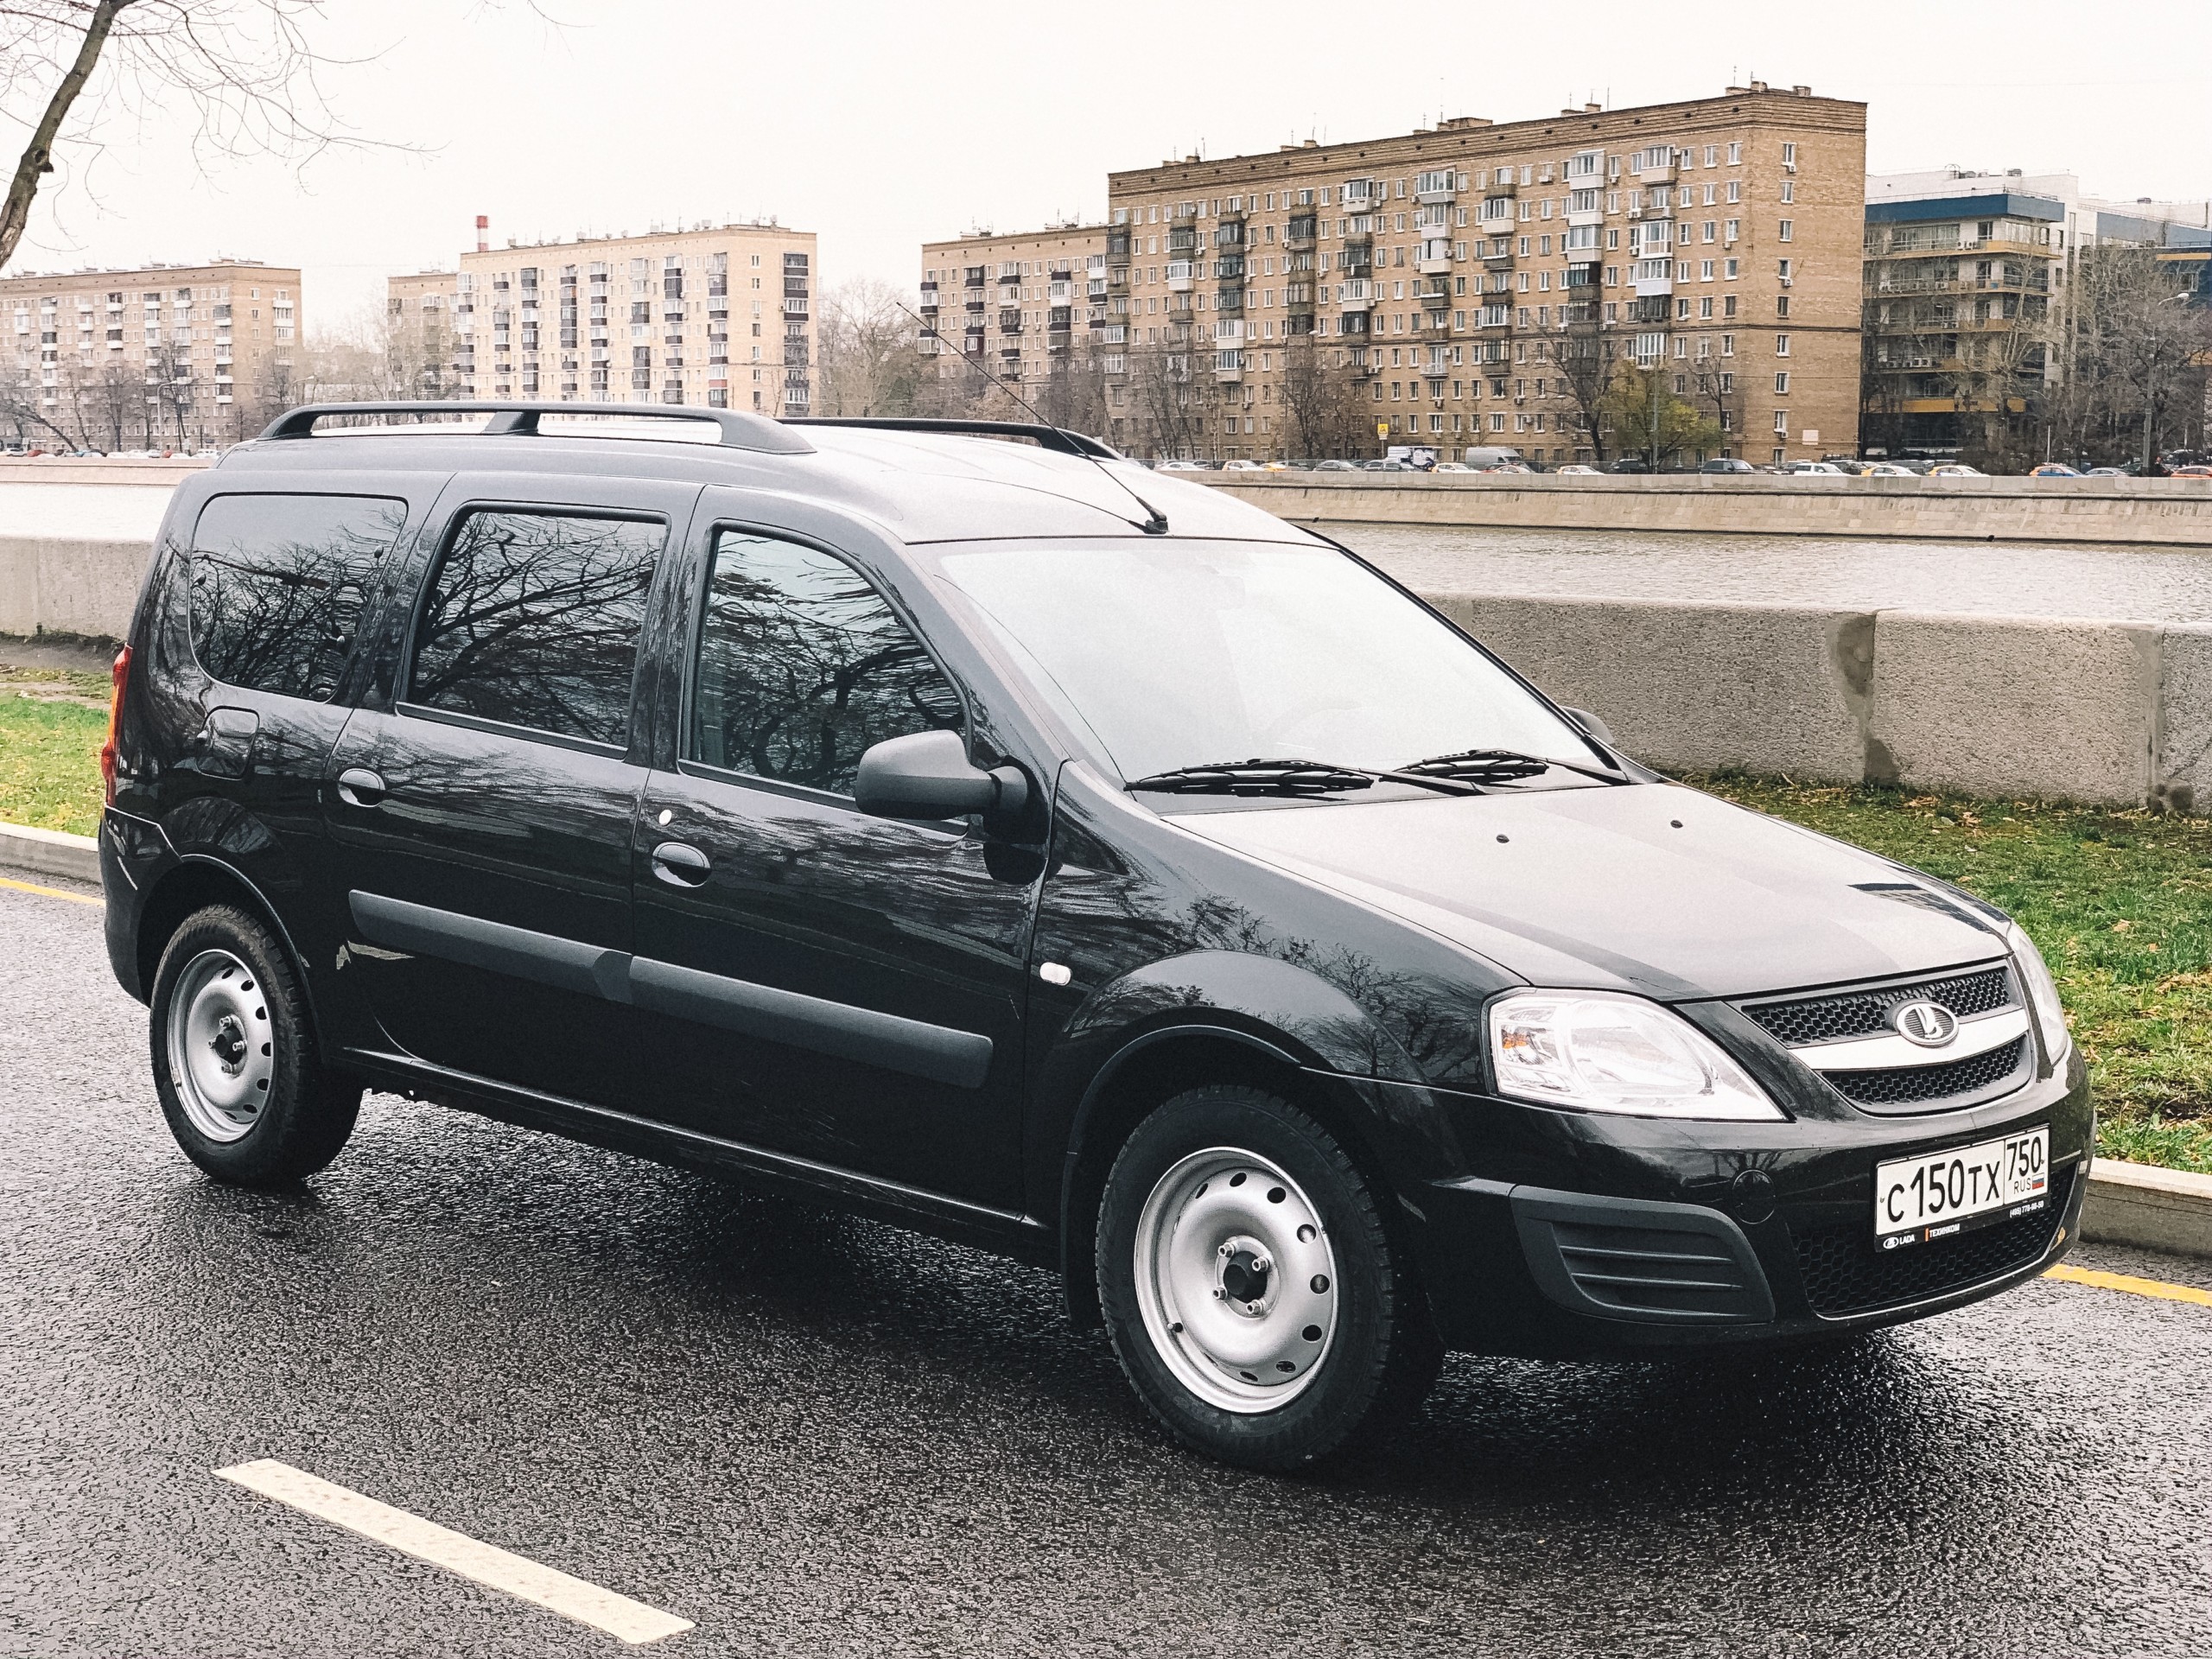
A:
475 214 489 254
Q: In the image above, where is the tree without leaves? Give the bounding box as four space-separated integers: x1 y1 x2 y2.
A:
0 1 398 275
1277 328 1369 460
816 276 931 419
1554 308 1615 466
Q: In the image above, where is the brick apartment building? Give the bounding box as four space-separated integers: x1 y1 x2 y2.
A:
1094 83 1866 464
918 223 1110 424
390 220 816 416
0 257 300 449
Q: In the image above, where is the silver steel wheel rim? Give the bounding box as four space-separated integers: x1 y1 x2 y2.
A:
1132 1147 1339 1414
166 949 274 1144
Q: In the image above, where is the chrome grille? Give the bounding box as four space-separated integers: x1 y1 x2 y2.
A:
1824 1036 2029 1108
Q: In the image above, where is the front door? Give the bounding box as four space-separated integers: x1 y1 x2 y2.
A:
626 524 1037 1211
324 481 690 1104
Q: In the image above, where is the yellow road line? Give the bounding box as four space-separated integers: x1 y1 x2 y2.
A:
0 873 100 906
2046 1262 2212 1307
216 1460 693 1645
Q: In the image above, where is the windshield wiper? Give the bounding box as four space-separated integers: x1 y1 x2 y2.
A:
1396 747 1627 785
1127 757 1478 798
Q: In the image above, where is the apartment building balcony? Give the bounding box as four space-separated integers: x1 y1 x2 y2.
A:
1166 261 1196 292
1214 350 1244 382
1048 281 1073 304
998 315 1022 334
1341 181 1381 212
918 286 939 310
1415 172 1459 205
1416 242 1453 276
1106 232 1131 258
1047 330 1071 353
1166 230 1199 256
1088 278 1108 302
1215 287 1245 312
1048 306 1072 328
1285 217 1317 250
1346 348 1376 375
1283 283 1314 309
1336 279 1374 310
782 297 809 317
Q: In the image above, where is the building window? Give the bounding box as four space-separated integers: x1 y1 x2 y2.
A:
1721 334 1735 356
1782 142 1797 168
1777 219 1793 243
1725 259 1740 280
1775 372 1789 394
1775 334 1790 357
1773 411 1789 433
1777 295 1790 319
1780 181 1795 204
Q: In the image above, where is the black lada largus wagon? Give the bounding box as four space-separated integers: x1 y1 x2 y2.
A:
101 404 2088 1470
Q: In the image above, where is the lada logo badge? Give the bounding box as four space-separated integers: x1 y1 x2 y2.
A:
1891 1000 1960 1047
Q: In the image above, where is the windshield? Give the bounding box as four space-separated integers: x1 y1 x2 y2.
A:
936 539 1596 785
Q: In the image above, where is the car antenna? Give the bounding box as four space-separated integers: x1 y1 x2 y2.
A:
893 299 1169 536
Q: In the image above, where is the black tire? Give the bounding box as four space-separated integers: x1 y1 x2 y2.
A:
1095 1084 1442 1471
149 903 359 1185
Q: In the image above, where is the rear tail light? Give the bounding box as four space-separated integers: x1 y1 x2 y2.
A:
100 645 131 807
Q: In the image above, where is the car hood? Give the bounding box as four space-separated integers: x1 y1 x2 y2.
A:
1168 782 2008 1001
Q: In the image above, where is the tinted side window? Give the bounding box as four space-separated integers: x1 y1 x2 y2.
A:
188 493 407 700
409 510 664 747
691 531 961 795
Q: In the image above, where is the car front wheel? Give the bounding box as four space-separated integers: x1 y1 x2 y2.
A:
149 904 360 1185
1096 1085 1440 1470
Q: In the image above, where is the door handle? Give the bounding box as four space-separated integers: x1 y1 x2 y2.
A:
650 841 712 887
335 767 388 808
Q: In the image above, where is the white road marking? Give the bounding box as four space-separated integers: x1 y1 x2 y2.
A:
214 1459 693 1645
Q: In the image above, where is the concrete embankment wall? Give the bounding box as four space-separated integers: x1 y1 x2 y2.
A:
3 535 2206 810
1430 594 2209 812
1198 473 2212 546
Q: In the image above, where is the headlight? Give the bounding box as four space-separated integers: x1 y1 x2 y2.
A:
2005 923 2071 1066
1488 989 1783 1121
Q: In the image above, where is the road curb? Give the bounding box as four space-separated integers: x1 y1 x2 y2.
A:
2082 1159 2212 1260
0 820 99 884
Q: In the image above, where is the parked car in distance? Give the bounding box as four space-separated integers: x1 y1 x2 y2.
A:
1157 460 1211 472
2084 467 2127 477
1605 457 1652 474
1262 461 1294 471
1482 462 1534 474
2173 465 2212 479
1222 460 1264 472
1859 464 1918 478
1554 464 1601 475
1311 459 1359 471
1927 463 1986 478
2028 464 2082 478
100 403 2092 1471
1782 461 1848 476
1361 458 1415 472
1698 458 1757 474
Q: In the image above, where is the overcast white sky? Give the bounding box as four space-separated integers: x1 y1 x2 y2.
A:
7 0 2210 333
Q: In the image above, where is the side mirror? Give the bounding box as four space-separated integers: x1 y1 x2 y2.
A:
1563 707 1614 746
854 728 1029 822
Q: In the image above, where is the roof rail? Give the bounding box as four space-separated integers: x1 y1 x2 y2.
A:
784 416 1121 461
257 401 816 455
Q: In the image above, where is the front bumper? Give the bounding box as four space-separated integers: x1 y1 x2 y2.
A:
1407 1053 2092 1357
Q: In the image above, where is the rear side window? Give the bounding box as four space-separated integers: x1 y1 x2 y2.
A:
409 509 664 747
690 530 961 794
187 493 407 700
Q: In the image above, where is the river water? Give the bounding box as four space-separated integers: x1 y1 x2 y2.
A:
1342 523 2212 625
5 483 2209 626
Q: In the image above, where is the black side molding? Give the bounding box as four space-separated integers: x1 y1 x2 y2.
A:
346 892 993 1090
349 891 632 1002
628 957 993 1090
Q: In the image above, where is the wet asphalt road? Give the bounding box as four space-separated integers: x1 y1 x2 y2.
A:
3 878 2210 1659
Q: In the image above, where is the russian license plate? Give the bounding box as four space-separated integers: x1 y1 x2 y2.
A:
1874 1127 2051 1251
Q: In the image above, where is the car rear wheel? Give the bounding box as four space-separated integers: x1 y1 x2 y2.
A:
149 905 359 1185
1096 1084 1441 1470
